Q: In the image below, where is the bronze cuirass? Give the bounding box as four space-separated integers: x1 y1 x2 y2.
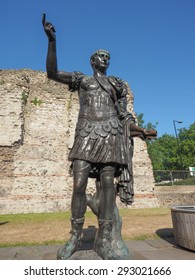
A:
78 76 117 121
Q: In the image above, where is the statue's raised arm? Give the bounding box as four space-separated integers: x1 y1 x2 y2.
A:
42 14 73 85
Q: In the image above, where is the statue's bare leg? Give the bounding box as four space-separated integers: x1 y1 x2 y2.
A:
93 165 121 259
57 160 91 259
87 166 130 259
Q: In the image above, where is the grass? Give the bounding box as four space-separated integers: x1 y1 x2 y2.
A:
0 207 173 248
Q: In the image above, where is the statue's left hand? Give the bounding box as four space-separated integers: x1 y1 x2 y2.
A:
130 125 157 140
143 129 157 140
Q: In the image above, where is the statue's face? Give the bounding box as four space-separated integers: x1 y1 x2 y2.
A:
91 51 110 72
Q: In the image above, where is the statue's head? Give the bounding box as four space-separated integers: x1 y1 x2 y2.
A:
90 49 110 73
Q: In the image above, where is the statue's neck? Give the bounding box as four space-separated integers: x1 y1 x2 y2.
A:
93 70 107 78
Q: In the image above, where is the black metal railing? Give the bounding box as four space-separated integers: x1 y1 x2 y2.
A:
153 170 195 186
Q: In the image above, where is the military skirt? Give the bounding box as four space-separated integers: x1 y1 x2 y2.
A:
68 116 129 165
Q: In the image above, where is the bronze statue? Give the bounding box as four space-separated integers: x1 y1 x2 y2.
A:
42 14 157 260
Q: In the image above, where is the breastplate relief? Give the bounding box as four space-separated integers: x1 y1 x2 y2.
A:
79 76 116 121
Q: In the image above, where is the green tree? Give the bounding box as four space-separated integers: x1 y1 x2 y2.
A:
157 134 178 170
136 113 158 130
147 123 195 171
136 114 195 171
147 140 165 170
178 123 195 169
136 113 145 128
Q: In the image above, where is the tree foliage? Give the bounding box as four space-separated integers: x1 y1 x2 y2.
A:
136 113 195 171
136 113 158 130
178 123 195 169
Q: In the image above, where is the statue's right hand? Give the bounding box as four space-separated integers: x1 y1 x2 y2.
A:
42 13 56 41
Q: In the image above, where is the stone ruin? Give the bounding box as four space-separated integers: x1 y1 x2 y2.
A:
0 69 159 214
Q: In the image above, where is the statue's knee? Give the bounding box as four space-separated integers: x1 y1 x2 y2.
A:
73 187 85 197
73 173 88 194
100 172 114 188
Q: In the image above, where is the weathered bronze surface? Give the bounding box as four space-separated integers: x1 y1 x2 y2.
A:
42 14 157 260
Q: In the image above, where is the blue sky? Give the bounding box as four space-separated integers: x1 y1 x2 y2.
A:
1 0 194 136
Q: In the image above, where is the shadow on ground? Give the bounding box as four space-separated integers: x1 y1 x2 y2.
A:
79 225 97 251
0 221 9 226
156 228 195 254
156 228 176 245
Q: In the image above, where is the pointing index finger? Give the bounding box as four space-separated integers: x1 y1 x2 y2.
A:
42 13 46 26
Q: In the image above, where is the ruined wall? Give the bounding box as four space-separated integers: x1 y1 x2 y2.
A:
154 185 195 207
0 70 159 214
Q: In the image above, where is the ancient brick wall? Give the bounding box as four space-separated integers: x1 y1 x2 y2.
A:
154 185 195 207
0 70 159 214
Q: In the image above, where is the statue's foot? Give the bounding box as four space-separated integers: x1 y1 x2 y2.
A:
113 239 129 255
57 235 80 260
94 238 121 260
112 239 130 259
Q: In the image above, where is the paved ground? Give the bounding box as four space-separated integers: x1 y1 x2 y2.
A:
0 237 194 260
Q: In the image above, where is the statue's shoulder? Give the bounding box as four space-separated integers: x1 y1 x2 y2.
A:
81 75 97 86
73 71 85 79
69 71 85 91
82 75 93 82
108 76 127 97
108 75 126 86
